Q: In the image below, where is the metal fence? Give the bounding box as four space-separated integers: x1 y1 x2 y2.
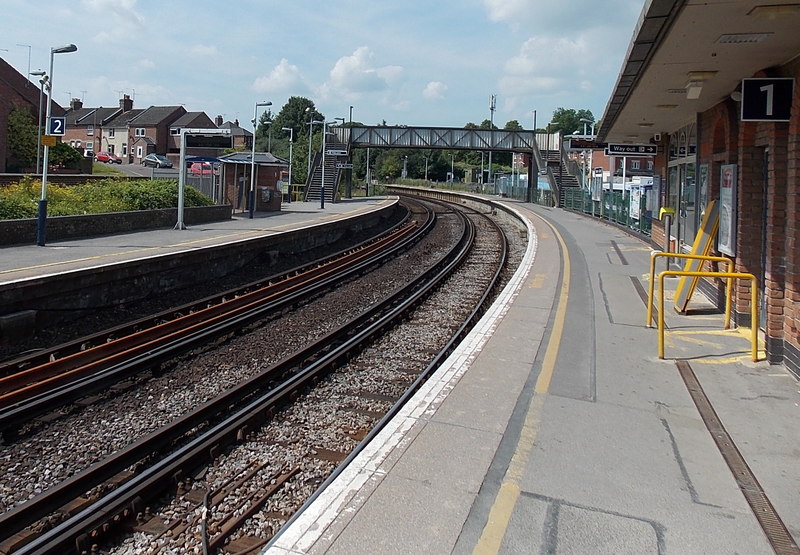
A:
562 188 652 236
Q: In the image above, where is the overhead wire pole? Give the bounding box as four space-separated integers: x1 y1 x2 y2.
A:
488 94 496 193
281 127 293 203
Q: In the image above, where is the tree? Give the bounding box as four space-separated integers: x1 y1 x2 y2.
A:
7 106 38 171
49 142 83 170
550 108 595 136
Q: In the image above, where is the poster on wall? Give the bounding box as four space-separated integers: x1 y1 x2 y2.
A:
698 164 709 215
629 187 642 220
718 164 737 256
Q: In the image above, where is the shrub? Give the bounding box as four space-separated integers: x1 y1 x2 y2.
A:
0 178 214 220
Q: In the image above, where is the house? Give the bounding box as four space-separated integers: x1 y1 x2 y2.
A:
215 115 252 150
104 99 142 162
63 97 126 157
127 105 186 164
0 56 65 173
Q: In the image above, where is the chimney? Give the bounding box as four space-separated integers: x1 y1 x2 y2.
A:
120 94 133 112
214 114 223 126
70 98 83 110
234 118 239 127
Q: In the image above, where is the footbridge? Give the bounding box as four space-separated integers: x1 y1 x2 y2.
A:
332 125 535 151
305 125 576 206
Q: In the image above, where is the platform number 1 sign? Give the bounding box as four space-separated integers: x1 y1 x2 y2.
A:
47 117 66 136
740 78 794 122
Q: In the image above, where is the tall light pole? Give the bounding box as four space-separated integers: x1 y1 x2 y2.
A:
321 121 329 209
488 93 496 192
30 70 47 174
307 115 323 178
347 105 353 198
281 126 293 203
580 117 595 192
250 101 272 219
37 43 77 247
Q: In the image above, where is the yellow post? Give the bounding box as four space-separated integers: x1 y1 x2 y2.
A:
657 270 758 362
647 252 733 327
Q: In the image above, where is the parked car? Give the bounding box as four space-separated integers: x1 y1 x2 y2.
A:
142 153 173 168
189 162 214 176
96 151 122 164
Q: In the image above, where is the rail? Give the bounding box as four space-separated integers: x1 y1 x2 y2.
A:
646 252 734 328
656 270 758 362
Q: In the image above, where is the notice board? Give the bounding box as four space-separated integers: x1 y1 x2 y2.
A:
673 200 719 313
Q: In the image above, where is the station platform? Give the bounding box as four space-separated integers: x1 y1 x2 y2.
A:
1 197 797 553
267 201 800 554
0 199 395 284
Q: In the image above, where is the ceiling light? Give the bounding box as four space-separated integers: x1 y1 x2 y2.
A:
656 104 679 109
748 4 800 18
686 71 718 81
686 82 704 99
638 122 654 127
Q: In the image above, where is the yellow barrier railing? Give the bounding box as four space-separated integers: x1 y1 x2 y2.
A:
647 252 734 328
657 270 759 362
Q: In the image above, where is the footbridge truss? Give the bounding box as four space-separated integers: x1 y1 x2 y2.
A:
331 126 536 152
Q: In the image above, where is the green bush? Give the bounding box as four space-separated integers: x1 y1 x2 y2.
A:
0 178 214 220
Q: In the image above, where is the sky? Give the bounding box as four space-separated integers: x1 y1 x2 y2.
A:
2 0 645 130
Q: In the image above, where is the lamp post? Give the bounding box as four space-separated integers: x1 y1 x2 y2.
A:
281 127 293 203
30 70 47 174
580 117 595 192
250 101 272 219
347 105 353 198
307 115 323 178
37 43 77 247
450 153 454 183
321 121 329 209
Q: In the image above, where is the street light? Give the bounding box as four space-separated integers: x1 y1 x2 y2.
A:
30 70 47 174
580 117 595 191
281 127 293 203
307 113 323 178
37 43 77 247
250 101 272 219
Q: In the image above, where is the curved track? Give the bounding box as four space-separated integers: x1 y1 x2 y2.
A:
0 196 516 554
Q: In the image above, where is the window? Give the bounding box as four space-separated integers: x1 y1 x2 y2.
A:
108 128 115 138
122 143 127 156
170 127 180 135
87 125 94 135
86 141 93 151
135 128 146 137
631 160 640 170
136 146 143 158
647 160 654 171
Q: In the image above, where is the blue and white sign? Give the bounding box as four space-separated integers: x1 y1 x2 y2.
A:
48 116 66 136
741 78 794 122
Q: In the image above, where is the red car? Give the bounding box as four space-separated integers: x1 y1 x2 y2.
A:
190 162 215 176
96 151 122 164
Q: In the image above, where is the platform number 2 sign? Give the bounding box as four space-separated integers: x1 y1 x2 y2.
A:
47 117 66 136
740 78 794 122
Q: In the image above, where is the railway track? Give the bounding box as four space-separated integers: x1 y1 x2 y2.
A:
0 201 431 436
0 196 519 554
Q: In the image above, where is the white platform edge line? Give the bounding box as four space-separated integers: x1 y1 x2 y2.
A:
267 205 538 554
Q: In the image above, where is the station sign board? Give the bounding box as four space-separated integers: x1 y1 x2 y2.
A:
336 162 353 169
607 143 657 156
741 77 794 122
48 116 66 136
326 149 348 156
567 138 606 151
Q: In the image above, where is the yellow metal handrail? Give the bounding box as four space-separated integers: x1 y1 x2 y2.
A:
657 270 759 362
647 251 734 328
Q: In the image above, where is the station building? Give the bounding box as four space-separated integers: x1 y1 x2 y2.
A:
597 0 800 376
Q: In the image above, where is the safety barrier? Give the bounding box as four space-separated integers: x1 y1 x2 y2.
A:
646 251 734 329
654 269 758 362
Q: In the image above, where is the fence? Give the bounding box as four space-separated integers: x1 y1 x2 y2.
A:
562 187 652 236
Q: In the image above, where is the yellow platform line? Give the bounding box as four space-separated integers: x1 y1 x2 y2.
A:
473 211 569 554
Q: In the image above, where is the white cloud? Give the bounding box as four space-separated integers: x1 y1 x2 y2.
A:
253 59 308 94
323 47 405 101
81 0 144 25
483 0 529 24
423 81 448 100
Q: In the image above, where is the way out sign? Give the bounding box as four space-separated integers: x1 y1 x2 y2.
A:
741 78 794 122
